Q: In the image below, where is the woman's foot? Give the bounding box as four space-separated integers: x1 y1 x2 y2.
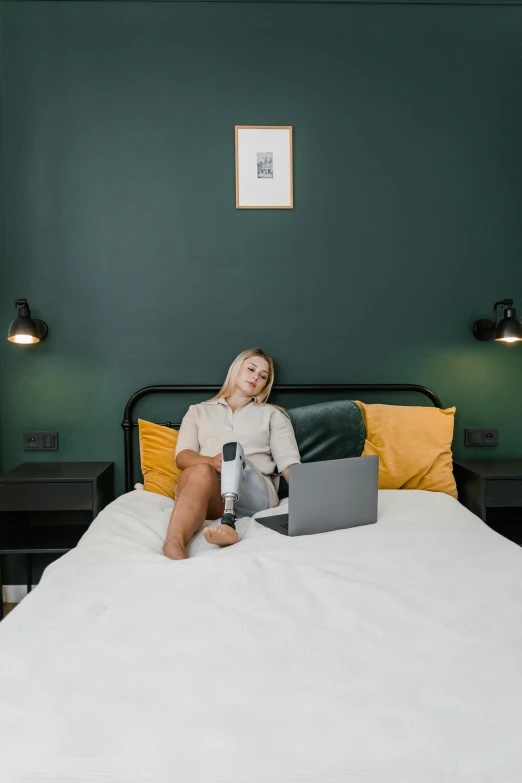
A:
203 524 239 547
163 536 188 560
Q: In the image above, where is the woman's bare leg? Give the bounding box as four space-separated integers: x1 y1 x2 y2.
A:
163 464 226 560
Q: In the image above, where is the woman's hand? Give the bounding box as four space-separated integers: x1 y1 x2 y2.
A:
210 453 222 473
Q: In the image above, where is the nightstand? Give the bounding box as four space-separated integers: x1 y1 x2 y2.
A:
454 459 522 546
0 462 114 619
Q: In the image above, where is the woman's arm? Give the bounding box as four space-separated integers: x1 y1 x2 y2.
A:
176 449 222 472
175 405 221 472
270 409 301 486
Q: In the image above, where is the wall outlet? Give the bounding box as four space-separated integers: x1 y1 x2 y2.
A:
482 428 499 445
23 432 59 451
465 428 498 447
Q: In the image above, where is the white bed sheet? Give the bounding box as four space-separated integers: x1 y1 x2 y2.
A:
1 488 522 782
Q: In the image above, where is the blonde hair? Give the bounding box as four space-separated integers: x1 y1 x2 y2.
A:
210 348 285 412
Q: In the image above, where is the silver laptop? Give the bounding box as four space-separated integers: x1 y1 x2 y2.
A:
256 455 379 536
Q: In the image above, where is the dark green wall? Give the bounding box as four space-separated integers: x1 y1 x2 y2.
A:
1 0 522 516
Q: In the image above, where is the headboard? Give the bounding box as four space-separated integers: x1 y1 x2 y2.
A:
121 383 442 493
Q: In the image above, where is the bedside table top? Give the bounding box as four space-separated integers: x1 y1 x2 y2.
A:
454 459 522 478
0 462 114 483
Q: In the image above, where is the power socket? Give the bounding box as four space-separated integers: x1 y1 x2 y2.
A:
23 432 59 451
465 428 498 447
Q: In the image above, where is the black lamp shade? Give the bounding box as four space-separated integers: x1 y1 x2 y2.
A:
7 299 48 345
495 307 522 343
8 316 40 344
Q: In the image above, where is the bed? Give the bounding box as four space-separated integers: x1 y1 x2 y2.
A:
1 384 522 782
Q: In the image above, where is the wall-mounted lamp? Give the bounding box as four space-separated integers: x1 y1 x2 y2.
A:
473 299 522 343
7 299 48 345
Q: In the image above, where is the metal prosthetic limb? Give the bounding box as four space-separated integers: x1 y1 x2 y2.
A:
220 442 245 529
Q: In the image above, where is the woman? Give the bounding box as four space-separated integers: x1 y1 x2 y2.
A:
163 349 301 560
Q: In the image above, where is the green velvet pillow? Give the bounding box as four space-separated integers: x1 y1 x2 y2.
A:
287 400 366 464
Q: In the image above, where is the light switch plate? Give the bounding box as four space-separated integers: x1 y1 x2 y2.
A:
23 432 59 451
465 428 498 446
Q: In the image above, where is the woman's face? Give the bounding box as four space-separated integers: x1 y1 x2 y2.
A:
236 356 270 398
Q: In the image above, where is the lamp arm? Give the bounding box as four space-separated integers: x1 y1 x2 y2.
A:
492 299 513 326
14 299 31 317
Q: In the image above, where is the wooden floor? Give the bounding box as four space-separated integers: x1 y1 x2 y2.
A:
2 603 18 617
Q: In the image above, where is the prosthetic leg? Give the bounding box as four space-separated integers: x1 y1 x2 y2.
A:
220 442 245 529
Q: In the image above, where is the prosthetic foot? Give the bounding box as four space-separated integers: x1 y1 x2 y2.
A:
203 442 244 548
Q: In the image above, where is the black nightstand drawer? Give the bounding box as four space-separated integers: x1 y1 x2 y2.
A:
486 479 522 508
0 482 92 512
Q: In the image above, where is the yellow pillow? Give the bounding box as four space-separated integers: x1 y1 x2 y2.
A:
138 419 182 500
355 402 457 498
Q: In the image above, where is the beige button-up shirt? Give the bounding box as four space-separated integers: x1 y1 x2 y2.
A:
175 398 301 481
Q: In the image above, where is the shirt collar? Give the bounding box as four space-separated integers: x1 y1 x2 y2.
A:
206 397 258 407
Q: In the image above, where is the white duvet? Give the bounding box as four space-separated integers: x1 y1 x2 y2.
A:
1 489 522 783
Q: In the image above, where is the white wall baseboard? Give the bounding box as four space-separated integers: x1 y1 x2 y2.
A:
2 585 34 603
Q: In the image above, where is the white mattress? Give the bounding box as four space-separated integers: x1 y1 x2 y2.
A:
1 488 522 782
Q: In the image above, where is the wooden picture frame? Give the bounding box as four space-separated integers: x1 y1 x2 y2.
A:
235 126 293 209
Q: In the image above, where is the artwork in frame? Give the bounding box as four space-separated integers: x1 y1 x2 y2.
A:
235 126 293 209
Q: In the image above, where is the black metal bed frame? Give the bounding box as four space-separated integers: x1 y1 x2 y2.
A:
121 383 442 492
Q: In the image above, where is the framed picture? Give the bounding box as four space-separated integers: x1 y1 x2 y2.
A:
235 125 293 209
